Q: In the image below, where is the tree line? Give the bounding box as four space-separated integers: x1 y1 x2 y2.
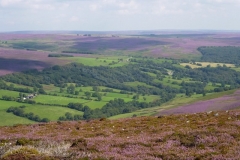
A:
198 46 240 65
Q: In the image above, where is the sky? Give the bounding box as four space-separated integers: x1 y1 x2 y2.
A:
0 0 239 32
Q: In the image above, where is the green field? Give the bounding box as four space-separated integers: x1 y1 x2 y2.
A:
0 80 162 122
0 99 84 125
0 89 23 98
34 95 89 105
23 105 83 121
38 85 160 108
66 56 130 67
0 100 35 126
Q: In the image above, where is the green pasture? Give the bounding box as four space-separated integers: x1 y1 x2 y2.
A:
0 100 35 126
23 105 83 121
101 93 158 103
0 89 22 98
75 86 122 94
34 95 89 106
42 84 59 92
0 112 35 126
204 82 221 90
34 94 121 109
65 56 130 67
38 84 160 109
0 99 83 124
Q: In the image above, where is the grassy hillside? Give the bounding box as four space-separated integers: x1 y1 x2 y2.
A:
0 110 239 159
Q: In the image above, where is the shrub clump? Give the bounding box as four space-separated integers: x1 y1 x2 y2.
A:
2 146 40 160
16 138 35 146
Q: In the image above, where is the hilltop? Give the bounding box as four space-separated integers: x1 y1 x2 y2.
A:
0 109 239 159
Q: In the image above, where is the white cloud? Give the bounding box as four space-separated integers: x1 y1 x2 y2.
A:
89 3 101 11
0 0 22 7
30 3 55 10
117 1 139 14
0 0 240 31
70 16 79 22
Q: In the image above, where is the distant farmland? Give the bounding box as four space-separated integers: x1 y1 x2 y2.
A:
1 32 240 125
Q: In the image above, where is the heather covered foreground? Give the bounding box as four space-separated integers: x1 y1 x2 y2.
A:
0 110 239 159
159 90 240 115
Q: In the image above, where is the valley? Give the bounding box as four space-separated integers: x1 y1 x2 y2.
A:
0 32 240 126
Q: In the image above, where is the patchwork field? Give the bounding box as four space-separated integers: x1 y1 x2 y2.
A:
0 79 162 125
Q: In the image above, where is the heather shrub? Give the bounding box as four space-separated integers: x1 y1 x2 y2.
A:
16 138 35 146
1 146 40 160
166 132 196 147
71 138 87 151
35 141 71 157
99 118 106 121
0 140 10 147
132 114 137 117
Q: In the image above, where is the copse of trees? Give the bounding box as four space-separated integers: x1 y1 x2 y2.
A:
81 93 175 120
198 46 240 65
67 84 75 94
0 61 181 97
58 112 83 121
48 54 74 57
67 103 90 112
0 80 34 93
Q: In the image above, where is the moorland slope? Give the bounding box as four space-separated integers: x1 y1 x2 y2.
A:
0 110 239 159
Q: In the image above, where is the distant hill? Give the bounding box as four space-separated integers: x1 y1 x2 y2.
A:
4 30 240 35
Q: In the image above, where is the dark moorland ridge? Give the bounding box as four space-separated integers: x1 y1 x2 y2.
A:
0 110 239 159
